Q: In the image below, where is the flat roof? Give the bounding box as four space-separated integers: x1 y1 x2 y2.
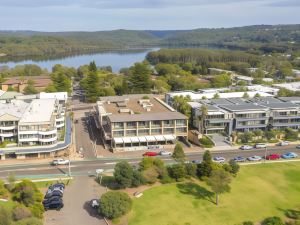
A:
273 82 300 92
0 100 30 118
20 99 56 123
219 104 268 112
0 91 23 100
259 102 298 109
278 97 300 103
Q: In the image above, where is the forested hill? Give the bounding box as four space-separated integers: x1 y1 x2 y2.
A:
0 24 299 58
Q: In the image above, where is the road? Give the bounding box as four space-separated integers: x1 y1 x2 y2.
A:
0 145 299 179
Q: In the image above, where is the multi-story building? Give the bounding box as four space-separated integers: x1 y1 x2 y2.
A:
187 96 300 135
96 95 188 152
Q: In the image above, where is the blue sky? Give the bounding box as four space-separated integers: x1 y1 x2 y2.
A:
0 0 299 31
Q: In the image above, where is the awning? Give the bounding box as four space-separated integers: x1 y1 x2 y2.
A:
130 137 139 143
114 137 123 144
123 137 132 143
155 135 165 141
145 136 156 142
164 135 176 141
138 136 147 142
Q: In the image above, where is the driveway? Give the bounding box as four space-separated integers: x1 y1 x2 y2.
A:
44 176 107 225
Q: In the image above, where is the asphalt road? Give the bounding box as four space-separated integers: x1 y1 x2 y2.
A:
0 145 299 179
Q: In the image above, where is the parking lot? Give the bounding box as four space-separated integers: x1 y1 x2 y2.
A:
44 176 107 225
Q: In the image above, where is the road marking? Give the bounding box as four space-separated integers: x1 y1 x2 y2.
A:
104 162 117 165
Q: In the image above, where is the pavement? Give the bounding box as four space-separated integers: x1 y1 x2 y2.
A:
44 176 107 225
1 144 300 180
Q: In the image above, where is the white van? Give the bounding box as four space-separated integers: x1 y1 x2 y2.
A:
255 143 266 149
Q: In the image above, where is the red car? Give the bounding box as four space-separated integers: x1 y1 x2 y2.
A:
266 154 280 160
143 152 158 157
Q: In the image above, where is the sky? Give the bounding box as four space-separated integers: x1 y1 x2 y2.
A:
0 0 299 31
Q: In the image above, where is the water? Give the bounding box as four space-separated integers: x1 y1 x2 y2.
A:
0 48 158 73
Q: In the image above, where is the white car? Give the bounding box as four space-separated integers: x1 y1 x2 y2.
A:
247 156 262 161
52 158 70 166
240 145 253 150
255 143 266 149
159 151 172 156
277 141 289 146
213 156 226 163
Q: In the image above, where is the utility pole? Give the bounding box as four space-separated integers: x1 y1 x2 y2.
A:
264 146 267 163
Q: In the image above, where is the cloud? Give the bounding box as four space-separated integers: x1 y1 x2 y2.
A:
0 0 264 9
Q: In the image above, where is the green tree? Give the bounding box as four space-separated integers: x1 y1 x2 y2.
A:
197 150 214 178
243 92 250 99
12 180 43 207
228 159 240 176
13 205 32 221
213 93 220 99
172 143 186 163
23 79 38 94
14 217 43 225
185 163 197 178
206 170 232 205
211 73 231 88
172 95 191 118
128 62 152 94
155 63 179 76
113 161 134 188
84 68 100 102
99 191 132 219
168 164 186 181
285 128 298 141
89 61 97 72
264 130 276 140
7 172 16 192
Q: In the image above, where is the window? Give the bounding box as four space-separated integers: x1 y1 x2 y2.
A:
151 121 161 127
126 122 136 128
126 130 136 136
176 127 187 133
138 129 150 135
138 121 149 128
151 128 162 135
176 120 186 126
164 120 174 126
113 130 124 137
113 122 123 129
164 128 174 134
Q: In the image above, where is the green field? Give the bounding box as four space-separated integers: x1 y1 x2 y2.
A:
128 162 300 225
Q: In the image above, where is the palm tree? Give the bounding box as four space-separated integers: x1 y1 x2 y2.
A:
199 105 208 135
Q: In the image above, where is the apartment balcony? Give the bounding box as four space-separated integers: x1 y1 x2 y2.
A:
56 117 65 122
236 124 267 129
39 136 57 143
235 117 268 121
56 122 65 128
272 115 300 120
0 132 16 137
19 130 39 135
0 125 17 131
39 129 57 135
19 137 39 142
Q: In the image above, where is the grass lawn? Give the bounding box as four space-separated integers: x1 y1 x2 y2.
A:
128 162 300 225
34 179 72 189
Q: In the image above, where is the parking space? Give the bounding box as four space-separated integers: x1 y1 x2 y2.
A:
44 176 107 225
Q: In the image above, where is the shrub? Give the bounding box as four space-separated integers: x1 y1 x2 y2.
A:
141 167 159 184
285 209 300 220
29 203 44 219
168 164 186 181
199 136 214 148
0 205 11 225
13 205 32 221
172 143 186 162
113 161 134 188
185 163 197 178
261 216 284 225
14 217 43 225
242 222 254 225
99 191 132 219
0 180 8 198
228 159 240 176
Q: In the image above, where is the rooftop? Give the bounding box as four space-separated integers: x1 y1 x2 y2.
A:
99 94 187 122
0 100 30 118
0 91 23 100
273 82 300 92
20 99 56 124
2 76 52 87
219 103 269 112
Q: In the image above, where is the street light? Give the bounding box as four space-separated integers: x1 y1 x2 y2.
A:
264 146 267 163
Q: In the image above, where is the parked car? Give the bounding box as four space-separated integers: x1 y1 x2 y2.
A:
191 160 201 164
277 141 289 146
213 156 226 163
255 143 266 149
45 190 63 199
266 154 281 160
42 196 62 205
47 186 63 194
51 158 70 166
159 151 172 156
296 145 300 149
233 156 246 162
143 152 158 157
240 145 253 150
52 183 65 190
44 199 64 211
247 156 262 161
90 199 100 209
281 152 298 159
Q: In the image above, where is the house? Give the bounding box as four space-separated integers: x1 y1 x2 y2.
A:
1 76 52 93
95 94 188 152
